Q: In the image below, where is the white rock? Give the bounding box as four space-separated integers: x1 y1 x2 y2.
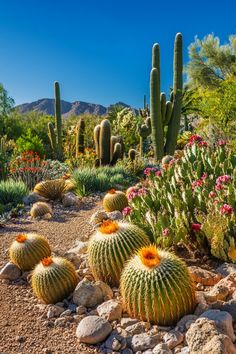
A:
62 192 78 207
97 300 122 321
47 305 65 319
76 315 112 344
0 262 21 281
126 321 151 335
200 309 235 342
73 278 103 307
163 330 184 349
153 343 172 354
131 333 161 352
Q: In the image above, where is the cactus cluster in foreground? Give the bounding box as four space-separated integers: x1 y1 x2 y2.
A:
88 220 150 286
9 233 51 271
32 256 78 304
120 245 196 325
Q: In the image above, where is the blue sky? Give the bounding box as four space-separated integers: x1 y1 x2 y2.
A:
0 0 235 108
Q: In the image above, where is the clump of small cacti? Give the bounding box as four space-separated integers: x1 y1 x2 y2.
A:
34 179 74 200
48 82 63 160
75 118 85 156
103 189 128 212
88 220 150 286
93 119 123 166
30 202 52 219
120 245 196 325
9 233 51 271
31 256 78 304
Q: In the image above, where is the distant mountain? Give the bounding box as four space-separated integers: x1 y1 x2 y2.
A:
16 99 137 117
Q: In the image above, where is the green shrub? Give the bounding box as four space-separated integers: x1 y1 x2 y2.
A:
15 129 45 158
0 180 28 210
73 166 136 196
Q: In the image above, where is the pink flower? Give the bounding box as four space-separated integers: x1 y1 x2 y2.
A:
220 204 234 215
215 183 224 191
201 173 208 180
162 228 170 237
209 191 216 198
189 135 203 143
144 167 159 176
192 179 204 190
216 175 231 185
155 171 162 177
127 190 138 201
217 139 227 146
137 187 148 196
191 223 202 231
122 207 132 216
198 141 208 147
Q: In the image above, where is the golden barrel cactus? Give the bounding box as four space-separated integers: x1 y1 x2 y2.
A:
34 178 74 200
30 202 52 218
120 245 196 325
32 256 78 304
88 220 150 287
9 233 51 271
103 189 128 212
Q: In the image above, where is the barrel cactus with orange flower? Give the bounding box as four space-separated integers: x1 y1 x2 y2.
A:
120 245 196 325
103 189 128 212
9 233 51 271
31 256 78 304
88 220 150 287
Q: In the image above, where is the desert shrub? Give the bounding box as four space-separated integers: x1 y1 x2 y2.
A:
73 166 136 196
127 135 236 261
15 129 46 157
0 180 28 212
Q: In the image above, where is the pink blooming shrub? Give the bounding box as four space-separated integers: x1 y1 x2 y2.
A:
122 207 132 216
220 204 234 215
191 223 202 231
216 175 231 184
162 228 170 236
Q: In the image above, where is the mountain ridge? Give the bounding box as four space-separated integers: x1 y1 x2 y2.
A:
16 98 137 117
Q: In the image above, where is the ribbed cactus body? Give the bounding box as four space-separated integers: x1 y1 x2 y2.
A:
88 220 150 286
165 33 183 155
54 81 63 160
30 202 52 218
103 189 128 212
76 118 85 156
94 124 101 159
9 233 51 271
110 143 122 166
100 119 111 165
120 245 196 325
48 122 57 153
32 256 78 304
128 149 136 161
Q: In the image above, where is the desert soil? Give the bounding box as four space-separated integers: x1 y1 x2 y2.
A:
0 198 103 354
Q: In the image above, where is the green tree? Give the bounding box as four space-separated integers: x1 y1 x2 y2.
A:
0 84 14 135
181 86 201 130
186 34 236 89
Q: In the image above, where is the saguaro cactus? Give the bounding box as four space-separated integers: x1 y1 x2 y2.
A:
76 118 85 157
150 33 183 161
48 81 63 160
100 119 111 165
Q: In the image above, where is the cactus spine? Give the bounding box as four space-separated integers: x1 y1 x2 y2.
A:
150 34 183 162
120 245 196 325
32 256 78 304
165 33 183 154
9 233 51 271
48 82 63 160
88 220 150 286
76 118 85 157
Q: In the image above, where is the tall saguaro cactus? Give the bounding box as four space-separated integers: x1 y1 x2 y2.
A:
150 33 183 162
48 81 63 160
75 118 85 157
165 33 183 154
100 119 111 165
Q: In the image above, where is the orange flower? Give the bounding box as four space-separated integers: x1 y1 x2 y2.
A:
138 245 161 268
16 234 27 243
99 220 119 234
41 257 53 266
108 189 116 194
228 248 236 260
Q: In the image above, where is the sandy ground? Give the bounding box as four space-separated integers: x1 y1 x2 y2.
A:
0 198 104 354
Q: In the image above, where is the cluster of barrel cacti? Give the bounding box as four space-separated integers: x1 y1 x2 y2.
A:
150 33 183 161
127 139 236 261
93 119 124 166
9 232 78 303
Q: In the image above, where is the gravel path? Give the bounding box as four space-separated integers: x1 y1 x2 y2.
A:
0 198 103 354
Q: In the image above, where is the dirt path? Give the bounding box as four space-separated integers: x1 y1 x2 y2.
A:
0 198 103 354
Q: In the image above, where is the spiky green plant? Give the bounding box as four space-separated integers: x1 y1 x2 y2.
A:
120 245 196 325
76 118 85 156
94 124 101 159
88 220 150 286
110 143 122 166
30 202 52 218
31 256 78 304
0 180 28 206
34 178 74 200
103 189 128 212
9 233 51 271
48 82 63 160
100 119 111 166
